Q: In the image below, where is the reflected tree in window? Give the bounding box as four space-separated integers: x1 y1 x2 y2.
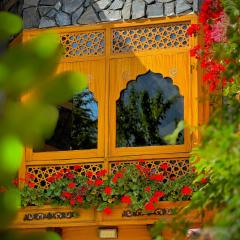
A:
35 88 98 152
116 71 184 147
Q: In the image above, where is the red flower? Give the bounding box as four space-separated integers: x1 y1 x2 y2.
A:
145 202 155 211
121 195 131 205
95 179 104 186
160 163 169 171
12 178 19 186
154 191 165 198
170 176 176 181
136 164 143 171
87 180 94 185
62 191 72 199
138 159 146 163
150 196 158 203
26 173 35 179
115 172 123 178
70 199 75 206
181 186 192 196
96 169 107 177
54 172 62 180
28 182 35 188
66 173 75 179
104 186 112 195
77 196 83 203
67 182 76 189
74 165 81 171
150 174 164 181
112 172 123 184
200 178 208 184
103 206 112 215
86 171 93 178
144 186 151 192
190 45 202 59
47 176 55 183
187 24 200 36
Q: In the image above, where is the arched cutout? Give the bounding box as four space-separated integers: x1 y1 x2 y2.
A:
34 88 98 152
116 71 184 147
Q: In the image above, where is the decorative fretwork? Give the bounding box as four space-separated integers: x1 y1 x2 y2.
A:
112 22 190 53
110 159 189 180
27 163 103 189
60 31 105 58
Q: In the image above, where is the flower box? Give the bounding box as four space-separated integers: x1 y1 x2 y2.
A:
11 201 203 229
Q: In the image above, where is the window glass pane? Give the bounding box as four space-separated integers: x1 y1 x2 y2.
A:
116 71 184 147
34 88 98 152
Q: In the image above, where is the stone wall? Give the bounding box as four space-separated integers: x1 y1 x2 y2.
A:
14 0 200 28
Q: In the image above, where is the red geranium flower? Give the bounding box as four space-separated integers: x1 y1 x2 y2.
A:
200 178 208 184
96 169 107 177
150 196 158 203
86 171 93 178
160 163 169 171
77 196 83 203
67 182 76 189
150 174 164 181
66 173 75 180
87 180 94 185
181 186 192 196
74 165 81 171
28 182 35 188
121 195 131 205
154 191 165 198
103 206 112 215
26 173 35 179
145 202 155 211
47 176 55 183
55 172 63 180
70 199 75 206
144 186 151 192
104 186 112 195
62 191 72 199
95 179 104 186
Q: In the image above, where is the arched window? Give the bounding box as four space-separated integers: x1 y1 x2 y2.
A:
116 71 184 148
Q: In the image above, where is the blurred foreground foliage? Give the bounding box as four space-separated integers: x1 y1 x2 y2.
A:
0 11 86 239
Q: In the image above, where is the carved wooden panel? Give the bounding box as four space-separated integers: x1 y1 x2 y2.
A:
112 22 190 54
27 163 103 189
60 31 105 58
110 159 190 180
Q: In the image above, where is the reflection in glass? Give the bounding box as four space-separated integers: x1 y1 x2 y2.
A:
34 88 98 152
116 71 184 147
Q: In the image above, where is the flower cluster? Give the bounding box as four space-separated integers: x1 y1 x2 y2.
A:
19 161 208 215
187 0 235 92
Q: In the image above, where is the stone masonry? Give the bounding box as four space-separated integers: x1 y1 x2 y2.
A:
12 0 200 28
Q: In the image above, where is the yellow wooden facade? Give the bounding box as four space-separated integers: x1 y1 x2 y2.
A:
12 14 209 239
